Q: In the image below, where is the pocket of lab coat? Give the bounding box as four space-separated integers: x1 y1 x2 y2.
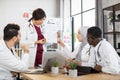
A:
26 33 36 48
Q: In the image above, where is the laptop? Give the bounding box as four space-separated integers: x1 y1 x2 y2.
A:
25 58 57 74
43 57 56 73
26 51 66 74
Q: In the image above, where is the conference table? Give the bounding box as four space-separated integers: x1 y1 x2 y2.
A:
20 51 120 80
21 72 120 80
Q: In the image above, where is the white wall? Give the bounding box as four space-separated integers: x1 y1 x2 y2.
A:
0 0 60 38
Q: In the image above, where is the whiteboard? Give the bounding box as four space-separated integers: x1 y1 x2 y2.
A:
43 17 62 43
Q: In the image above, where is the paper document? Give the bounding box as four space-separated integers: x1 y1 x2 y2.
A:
26 68 44 74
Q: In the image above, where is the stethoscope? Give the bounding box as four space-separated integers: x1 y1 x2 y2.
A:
28 22 45 34
76 45 91 62
95 41 102 63
25 22 35 40
28 23 35 34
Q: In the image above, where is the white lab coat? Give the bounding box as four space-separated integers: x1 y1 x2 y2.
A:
21 21 39 67
57 26 96 67
0 39 29 80
94 39 120 74
57 43 95 68
58 26 89 59
78 44 95 68
57 42 82 59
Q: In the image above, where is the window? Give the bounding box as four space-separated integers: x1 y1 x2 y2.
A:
71 0 81 15
82 0 95 11
83 9 95 27
71 0 96 50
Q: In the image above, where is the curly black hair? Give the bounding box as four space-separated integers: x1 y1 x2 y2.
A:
87 26 102 38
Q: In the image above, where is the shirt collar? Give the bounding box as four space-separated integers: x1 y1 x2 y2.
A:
1 39 14 51
94 38 105 50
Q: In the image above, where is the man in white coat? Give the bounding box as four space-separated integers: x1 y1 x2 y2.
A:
57 26 95 68
0 24 29 79
87 26 120 74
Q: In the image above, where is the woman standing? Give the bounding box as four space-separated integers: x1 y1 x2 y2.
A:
21 8 46 67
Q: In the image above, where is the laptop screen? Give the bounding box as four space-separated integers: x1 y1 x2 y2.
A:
42 52 66 73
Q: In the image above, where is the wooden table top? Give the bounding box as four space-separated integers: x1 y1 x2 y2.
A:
21 72 120 80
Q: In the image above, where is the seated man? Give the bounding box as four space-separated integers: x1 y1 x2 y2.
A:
87 26 120 74
0 23 29 79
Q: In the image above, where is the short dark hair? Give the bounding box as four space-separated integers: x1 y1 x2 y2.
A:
87 26 102 38
4 23 20 41
29 8 46 22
